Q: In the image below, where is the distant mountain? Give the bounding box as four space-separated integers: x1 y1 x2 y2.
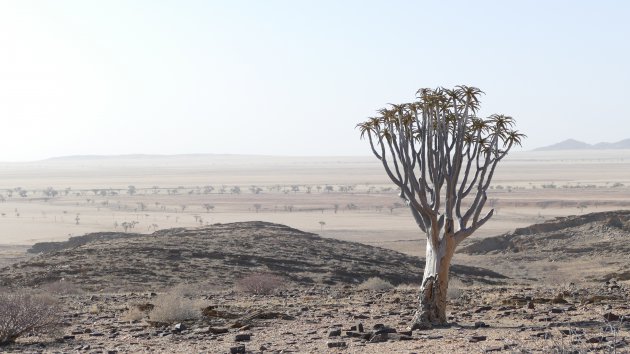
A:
535 138 630 151
593 138 630 149
534 139 592 151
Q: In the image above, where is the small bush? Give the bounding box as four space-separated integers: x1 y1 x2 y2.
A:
0 291 61 345
39 280 83 296
357 277 394 291
122 307 145 322
148 291 201 324
447 278 465 300
235 273 285 295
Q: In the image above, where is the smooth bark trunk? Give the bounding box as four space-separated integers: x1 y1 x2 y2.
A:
409 233 455 329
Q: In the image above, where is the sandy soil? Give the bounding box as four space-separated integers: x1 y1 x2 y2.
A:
1 150 630 252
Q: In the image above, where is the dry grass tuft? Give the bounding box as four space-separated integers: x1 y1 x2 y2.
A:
235 273 286 295
148 289 202 324
39 280 83 296
357 277 394 291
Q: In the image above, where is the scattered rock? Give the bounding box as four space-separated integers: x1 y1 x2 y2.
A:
230 345 246 354
235 333 251 342
328 328 342 337
327 341 347 348
474 306 492 313
604 312 621 321
474 321 489 328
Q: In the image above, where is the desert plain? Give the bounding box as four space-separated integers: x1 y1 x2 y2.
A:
1 149 630 353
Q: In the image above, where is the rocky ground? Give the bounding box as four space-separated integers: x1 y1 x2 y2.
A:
1 218 630 353
2 282 630 353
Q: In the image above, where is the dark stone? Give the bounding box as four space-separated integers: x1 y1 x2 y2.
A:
356 322 364 332
527 301 535 310
174 323 186 332
399 330 412 336
369 333 389 343
560 329 583 336
587 336 607 343
372 323 385 330
474 306 492 313
328 329 342 337
235 333 251 341
374 327 397 335
230 345 246 354
327 341 347 348
470 335 487 342
550 308 564 314
474 321 489 328
209 327 229 334
345 331 363 338
604 312 621 321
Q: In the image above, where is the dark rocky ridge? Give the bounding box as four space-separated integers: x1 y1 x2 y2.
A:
459 210 630 255
0 221 506 291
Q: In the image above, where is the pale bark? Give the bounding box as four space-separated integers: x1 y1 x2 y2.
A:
358 86 522 329
410 228 455 328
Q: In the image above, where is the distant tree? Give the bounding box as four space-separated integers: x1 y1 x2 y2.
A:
318 221 326 231
202 203 214 213
230 186 241 194
43 187 58 198
358 86 524 328
127 185 137 195
333 204 339 214
253 203 262 213
249 185 263 194
203 185 214 194
577 202 588 213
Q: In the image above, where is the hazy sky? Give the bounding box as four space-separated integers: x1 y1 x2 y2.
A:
1 1 629 161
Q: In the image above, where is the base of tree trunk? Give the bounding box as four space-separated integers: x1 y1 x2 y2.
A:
408 275 448 330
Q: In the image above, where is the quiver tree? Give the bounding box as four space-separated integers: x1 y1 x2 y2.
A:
357 86 524 329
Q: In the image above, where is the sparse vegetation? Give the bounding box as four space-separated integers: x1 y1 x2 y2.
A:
148 290 202 324
235 273 285 295
0 290 61 345
357 277 394 291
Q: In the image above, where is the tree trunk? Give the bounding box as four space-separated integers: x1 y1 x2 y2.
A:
409 233 455 329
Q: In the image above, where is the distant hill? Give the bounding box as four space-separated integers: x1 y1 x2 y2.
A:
535 138 630 151
0 222 506 291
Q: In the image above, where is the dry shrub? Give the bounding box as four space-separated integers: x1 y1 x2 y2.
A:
148 290 201 324
357 277 394 291
0 290 61 345
122 307 145 322
39 280 83 296
235 273 285 295
447 278 465 300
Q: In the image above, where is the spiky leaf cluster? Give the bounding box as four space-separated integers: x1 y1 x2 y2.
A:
358 86 525 247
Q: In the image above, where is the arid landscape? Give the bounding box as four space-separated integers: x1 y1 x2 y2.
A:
1 151 630 353
2 1 629 352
